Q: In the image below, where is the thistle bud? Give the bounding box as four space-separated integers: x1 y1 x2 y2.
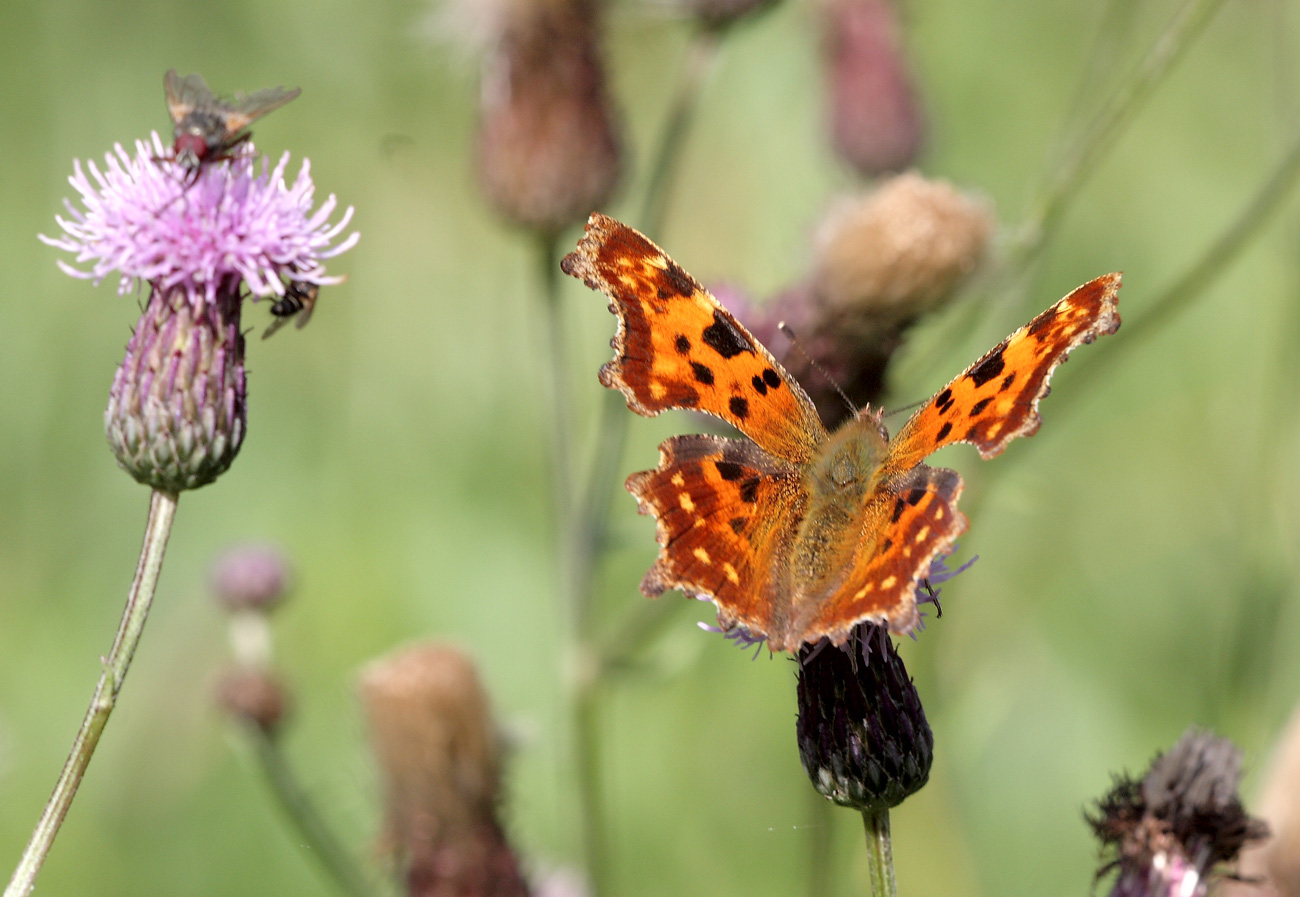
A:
821 0 925 176
211 544 292 614
476 0 624 234
215 667 291 736
1088 729 1269 897
105 284 246 492
359 643 529 897
796 624 933 812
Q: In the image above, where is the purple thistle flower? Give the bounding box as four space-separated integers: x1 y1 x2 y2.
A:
42 130 357 492
41 133 358 310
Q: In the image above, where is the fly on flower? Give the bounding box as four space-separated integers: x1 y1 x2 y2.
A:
163 69 300 174
262 281 320 339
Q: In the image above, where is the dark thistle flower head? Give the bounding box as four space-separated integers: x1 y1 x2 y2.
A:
473 0 625 233
796 623 932 811
1088 729 1270 897
821 0 925 176
359 643 530 897
42 133 357 492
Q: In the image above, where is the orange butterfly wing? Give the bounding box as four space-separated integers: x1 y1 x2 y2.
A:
626 434 806 642
796 465 967 648
885 273 1121 473
561 214 829 465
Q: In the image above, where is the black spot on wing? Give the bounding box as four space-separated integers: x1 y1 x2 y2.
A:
880 538 893 553
967 347 1006 388
751 374 768 396
906 487 926 506
690 362 714 385
1000 372 1016 392
715 461 744 481
934 388 954 414
662 260 696 298
936 421 952 442
891 497 906 523
675 335 691 355
739 477 760 504
728 517 747 534
762 369 781 389
702 310 754 359
729 396 749 420
969 397 993 416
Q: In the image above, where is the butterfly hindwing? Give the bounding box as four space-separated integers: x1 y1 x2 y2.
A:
626 434 806 640
798 464 968 646
562 214 829 465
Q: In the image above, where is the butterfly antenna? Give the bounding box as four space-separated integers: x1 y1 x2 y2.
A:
778 322 857 417
884 398 927 419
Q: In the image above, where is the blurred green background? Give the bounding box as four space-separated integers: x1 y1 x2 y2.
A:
2 0 1298 894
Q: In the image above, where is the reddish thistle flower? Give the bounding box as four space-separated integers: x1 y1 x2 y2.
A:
821 0 925 176
473 0 624 233
42 134 357 491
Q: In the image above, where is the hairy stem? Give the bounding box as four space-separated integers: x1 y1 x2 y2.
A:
5 489 179 897
244 725 379 897
862 809 897 897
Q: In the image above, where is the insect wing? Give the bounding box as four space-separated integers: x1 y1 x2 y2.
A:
163 69 215 126
221 85 302 135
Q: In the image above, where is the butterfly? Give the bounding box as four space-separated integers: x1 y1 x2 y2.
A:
562 213 1121 652
163 69 300 173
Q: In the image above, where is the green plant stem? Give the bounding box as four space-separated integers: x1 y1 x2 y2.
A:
4 489 179 897
1052 128 1300 421
581 26 722 676
244 725 378 897
1016 0 1227 264
862 809 897 897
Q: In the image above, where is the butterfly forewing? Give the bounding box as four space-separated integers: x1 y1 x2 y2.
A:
884 273 1121 474
561 214 829 466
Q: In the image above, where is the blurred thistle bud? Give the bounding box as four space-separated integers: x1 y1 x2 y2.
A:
1088 729 1269 897
211 543 292 614
42 131 357 491
359 643 529 897
215 667 291 736
677 0 778 30
473 0 624 234
796 624 933 812
812 173 991 320
105 285 245 491
730 174 991 427
821 0 925 176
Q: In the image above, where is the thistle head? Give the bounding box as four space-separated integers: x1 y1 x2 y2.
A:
43 131 358 491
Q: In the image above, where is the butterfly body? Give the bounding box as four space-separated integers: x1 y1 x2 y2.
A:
563 214 1120 652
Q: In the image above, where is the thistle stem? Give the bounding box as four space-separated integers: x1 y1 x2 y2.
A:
243 725 379 897
861 809 897 897
582 26 722 675
1017 0 1227 262
4 489 179 897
